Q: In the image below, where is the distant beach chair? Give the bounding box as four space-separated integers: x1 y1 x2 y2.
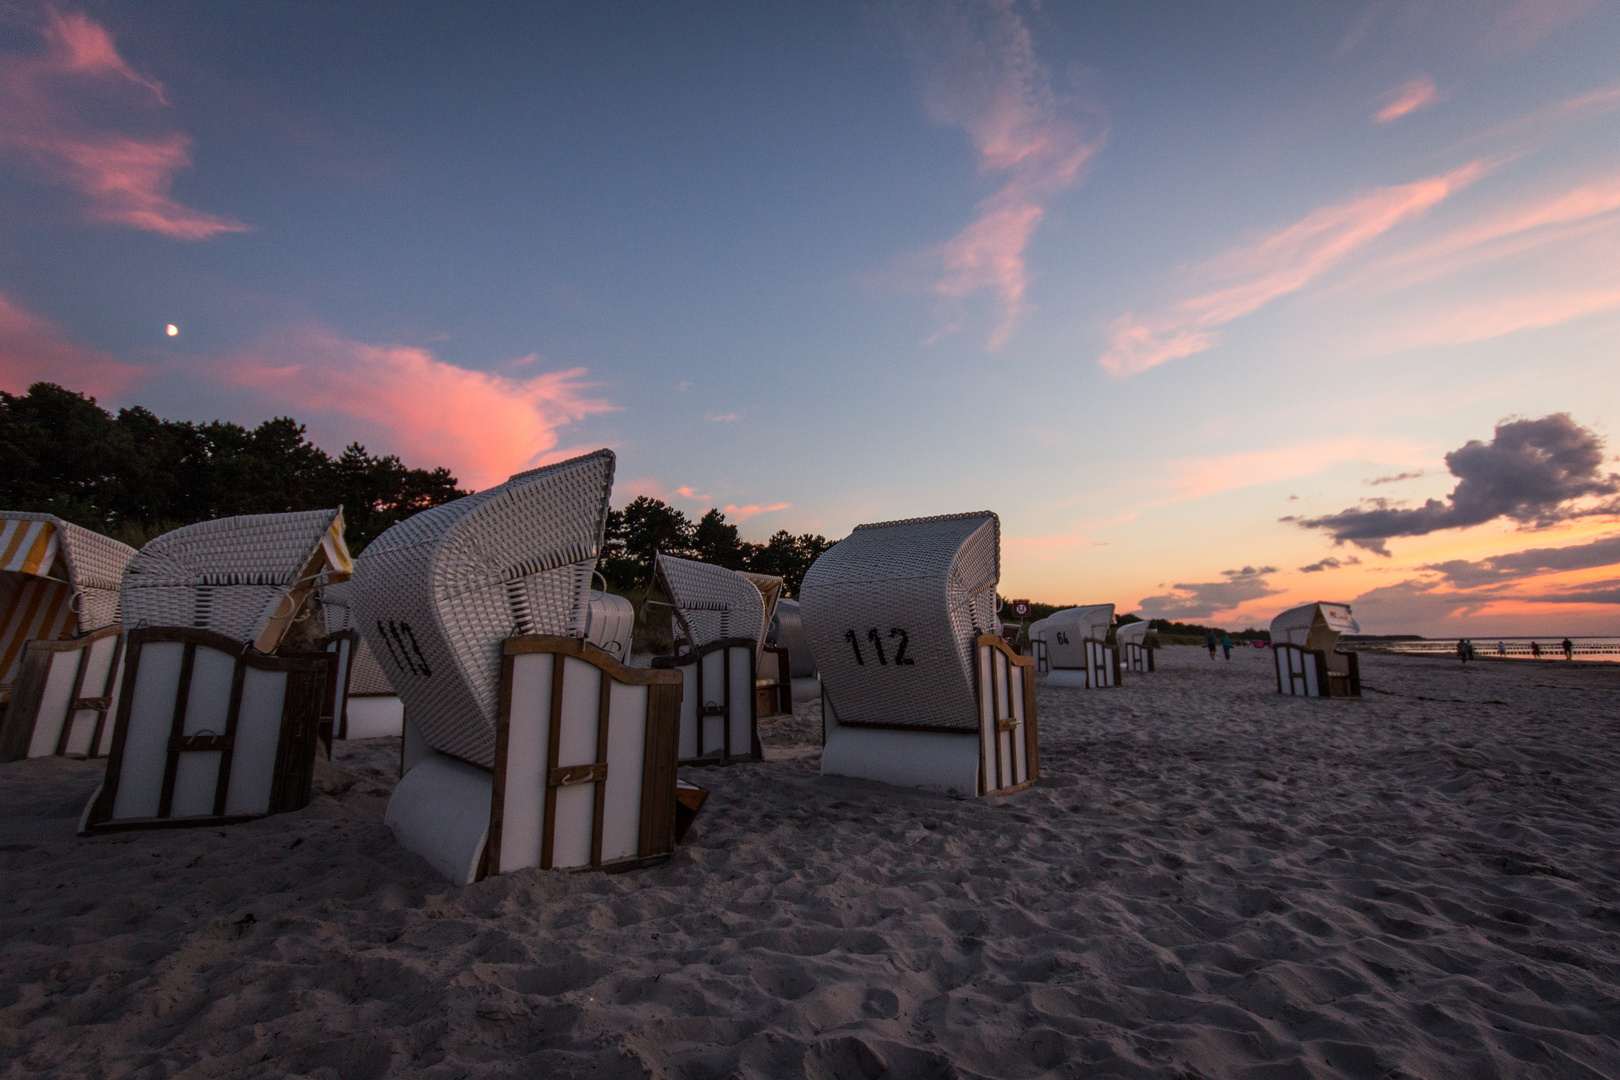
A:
0 513 136 762
652 554 777 765
350 450 686 884
769 597 820 701
800 511 1037 797
1026 617 1050 672
583 585 635 664
318 581 402 741
1117 619 1155 673
1044 605 1119 688
80 509 353 833
1270 602 1361 698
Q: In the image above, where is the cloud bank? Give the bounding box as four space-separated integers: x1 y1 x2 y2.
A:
1136 566 1282 620
0 8 246 239
1294 414 1620 554
888 0 1105 348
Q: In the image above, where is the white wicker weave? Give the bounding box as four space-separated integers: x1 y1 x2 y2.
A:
654 555 767 652
1269 602 1358 649
769 598 817 678
799 511 999 732
349 450 615 768
1044 605 1114 668
1115 620 1150 648
121 509 350 653
320 581 395 696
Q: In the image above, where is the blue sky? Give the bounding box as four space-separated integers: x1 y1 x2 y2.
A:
3 0 1619 634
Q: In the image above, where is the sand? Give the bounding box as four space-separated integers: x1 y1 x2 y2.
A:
3 646 1619 1079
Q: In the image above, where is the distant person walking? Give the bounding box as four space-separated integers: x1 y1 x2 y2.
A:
1563 637 1574 660
1457 638 1468 664
1497 640 1506 656
1531 641 1541 659
1206 631 1217 659
1220 633 1233 660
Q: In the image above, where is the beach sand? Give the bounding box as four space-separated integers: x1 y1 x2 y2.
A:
3 646 1618 1078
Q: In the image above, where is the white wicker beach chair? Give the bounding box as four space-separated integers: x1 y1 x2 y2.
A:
351 450 689 883
1271 602 1361 698
769 597 821 701
1116 619 1155 674
1044 605 1119 688
0 513 136 762
799 511 1037 796
1026 617 1050 673
319 581 402 740
652 554 772 764
81 509 352 833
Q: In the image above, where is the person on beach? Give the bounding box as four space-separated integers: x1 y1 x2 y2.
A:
1497 640 1506 656
1531 641 1541 659
1205 631 1216 659
1563 637 1574 660
1457 639 1468 664
1220 633 1233 660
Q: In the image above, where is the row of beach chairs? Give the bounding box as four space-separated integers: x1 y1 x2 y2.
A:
0 448 1368 885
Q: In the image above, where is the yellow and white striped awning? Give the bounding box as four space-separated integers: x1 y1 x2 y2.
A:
0 518 60 579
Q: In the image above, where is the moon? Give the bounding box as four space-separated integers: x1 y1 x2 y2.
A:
165 324 179 336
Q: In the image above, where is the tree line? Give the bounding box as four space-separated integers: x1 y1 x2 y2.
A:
0 382 830 593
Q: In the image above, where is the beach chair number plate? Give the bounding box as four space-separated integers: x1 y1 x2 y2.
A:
842 627 915 666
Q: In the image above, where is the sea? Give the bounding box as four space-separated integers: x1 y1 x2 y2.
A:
1360 637 1620 663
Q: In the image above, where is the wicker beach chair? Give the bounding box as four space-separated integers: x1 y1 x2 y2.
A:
1026 617 1050 673
0 514 136 762
81 509 353 833
769 597 821 701
1044 605 1119 688
1116 619 1156 674
582 588 634 664
1271 602 1361 698
352 451 686 884
799 511 1037 797
651 554 774 765
319 581 402 740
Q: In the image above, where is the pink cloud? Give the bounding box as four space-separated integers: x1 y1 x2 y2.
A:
1100 160 1492 376
219 328 615 489
891 0 1106 349
0 7 247 239
0 291 142 398
723 502 790 523
704 412 740 423
1374 77 1440 123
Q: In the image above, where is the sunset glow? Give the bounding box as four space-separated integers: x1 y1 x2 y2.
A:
0 3 1615 638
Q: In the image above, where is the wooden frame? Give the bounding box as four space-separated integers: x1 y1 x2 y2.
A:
1273 643 1361 699
974 635 1039 796
0 624 124 762
82 627 328 833
1122 641 1156 674
1030 638 1048 673
277 630 354 756
652 636 762 765
484 635 682 876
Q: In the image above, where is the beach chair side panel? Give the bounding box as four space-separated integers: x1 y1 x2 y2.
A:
82 628 326 832
1 625 124 761
488 636 681 876
1274 644 1323 697
757 645 791 719
975 635 1038 796
657 638 759 765
1083 639 1119 688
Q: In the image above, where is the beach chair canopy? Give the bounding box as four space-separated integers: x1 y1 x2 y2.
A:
1027 617 1049 640
0 513 136 698
120 509 350 654
655 554 767 652
1046 605 1114 641
739 571 784 642
800 511 999 733
1116 619 1151 647
769 597 817 678
1270 602 1359 651
350 449 615 768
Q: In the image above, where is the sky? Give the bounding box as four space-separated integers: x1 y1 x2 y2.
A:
1 0 1618 636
